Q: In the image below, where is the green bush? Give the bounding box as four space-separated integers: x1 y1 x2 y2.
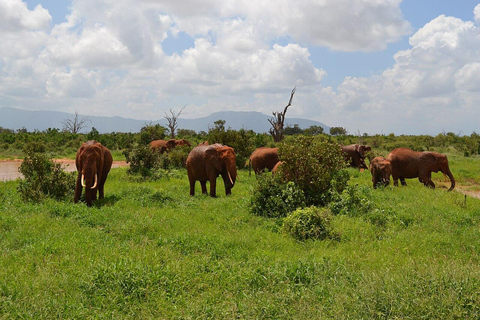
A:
278 136 348 205
17 150 75 202
250 175 306 218
123 144 162 178
329 185 374 217
282 206 335 241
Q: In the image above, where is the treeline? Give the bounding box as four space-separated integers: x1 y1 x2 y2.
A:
1 122 480 161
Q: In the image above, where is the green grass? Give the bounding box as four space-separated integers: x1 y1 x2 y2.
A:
1 160 480 318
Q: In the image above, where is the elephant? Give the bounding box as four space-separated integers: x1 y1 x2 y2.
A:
369 157 392 188
248 147 279 175
386 148 455 191
186 143 237 197
272 161 283 175
150 139 191 153
74 140 113 207
341 144 371 170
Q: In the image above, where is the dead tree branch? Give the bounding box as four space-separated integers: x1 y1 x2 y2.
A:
165 105 186 139
268 87 296 142
62 111 91 134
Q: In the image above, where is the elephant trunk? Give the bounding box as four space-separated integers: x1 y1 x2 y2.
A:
446 170 455 191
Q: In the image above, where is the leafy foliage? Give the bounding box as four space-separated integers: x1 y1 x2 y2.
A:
283 206 335 241
278 136 348 205
17 149 75 202
250 175 306 218
329 185 374 217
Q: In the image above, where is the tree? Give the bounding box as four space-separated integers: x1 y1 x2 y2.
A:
304 125 324 136
164 105 186 139
62 111 91 134
268 87 296 142
329 127 347 136
284 124 303 136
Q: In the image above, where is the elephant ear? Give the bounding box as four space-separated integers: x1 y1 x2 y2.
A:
166 139 176 148
206 148 222 171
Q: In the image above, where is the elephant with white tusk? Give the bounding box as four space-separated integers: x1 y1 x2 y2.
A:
186 143 237 197
74 140 113 207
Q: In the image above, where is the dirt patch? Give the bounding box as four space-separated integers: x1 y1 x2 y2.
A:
0 159 129 181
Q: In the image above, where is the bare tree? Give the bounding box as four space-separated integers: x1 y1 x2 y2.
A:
268 87 296 142
164 105 186 139
62 111 91 134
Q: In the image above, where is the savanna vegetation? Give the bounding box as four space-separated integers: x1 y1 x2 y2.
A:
1 123 480 318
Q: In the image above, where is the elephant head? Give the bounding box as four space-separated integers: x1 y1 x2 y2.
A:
161 139 177 153
431 153 455 191
370 157 391 188
356 144 372 157
206 145 237 191
175 139 191 147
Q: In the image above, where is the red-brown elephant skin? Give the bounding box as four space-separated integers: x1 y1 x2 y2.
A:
74 141 113 207
150 139 191 153
369 157 392 189
341 144 371 170
186 144 237 197
387 148 455 191
272 161 283 176
249 147 279 175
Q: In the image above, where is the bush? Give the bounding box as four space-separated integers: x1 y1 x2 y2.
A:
283 206 335 241
278 136 348 205
329 185 374 217
123 144 162 178
17 150 75 202
250 175 306 218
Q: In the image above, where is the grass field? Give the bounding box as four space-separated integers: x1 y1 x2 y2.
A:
1 155 480 318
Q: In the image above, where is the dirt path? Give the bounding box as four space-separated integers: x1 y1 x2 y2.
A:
0 159 128 181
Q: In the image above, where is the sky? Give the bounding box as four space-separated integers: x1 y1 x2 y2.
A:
1 0 480 135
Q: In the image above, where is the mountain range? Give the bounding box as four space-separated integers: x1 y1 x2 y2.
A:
0 107 329 134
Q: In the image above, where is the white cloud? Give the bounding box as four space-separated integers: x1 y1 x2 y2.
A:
2 0 480 135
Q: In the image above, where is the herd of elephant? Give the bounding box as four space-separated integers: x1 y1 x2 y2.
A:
73 139 455 207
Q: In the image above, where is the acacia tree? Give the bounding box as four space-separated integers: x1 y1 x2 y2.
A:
165 105 186 139
268 87 296 142
62 111 91 134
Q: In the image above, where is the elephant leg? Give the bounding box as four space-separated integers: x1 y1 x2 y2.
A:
189 179 196 196
400 177 407 186
98 182 106 199
74 174 82 203
209 178 217 197
200 181 207 195
420 173 435 188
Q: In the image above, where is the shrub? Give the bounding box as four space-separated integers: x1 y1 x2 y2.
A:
123 144 162 177
17 150 75 202
278 136 348 205
250 175 306 218
283 206 335 241
329 185 374 217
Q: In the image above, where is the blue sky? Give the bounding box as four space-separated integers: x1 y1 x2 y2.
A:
2 0 480 134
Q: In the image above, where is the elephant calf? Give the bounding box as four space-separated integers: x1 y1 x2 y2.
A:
186 143 237 197
369 157 392 188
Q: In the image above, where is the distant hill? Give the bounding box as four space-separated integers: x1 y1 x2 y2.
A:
0 107 330 134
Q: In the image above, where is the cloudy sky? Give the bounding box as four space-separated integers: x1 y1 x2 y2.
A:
1 0 480 135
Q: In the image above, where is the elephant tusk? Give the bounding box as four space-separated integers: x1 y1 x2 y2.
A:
228 172 234 186
81 174 86 187
91 174 98 189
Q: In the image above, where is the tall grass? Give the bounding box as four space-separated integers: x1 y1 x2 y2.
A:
1 159 480 318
